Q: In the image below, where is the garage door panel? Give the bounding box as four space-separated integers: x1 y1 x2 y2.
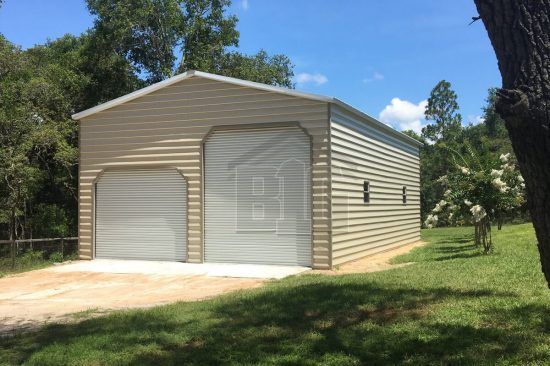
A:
204 128 312 266
95 169 187 261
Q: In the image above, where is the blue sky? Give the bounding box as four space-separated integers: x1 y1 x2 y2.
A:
0 0 500 133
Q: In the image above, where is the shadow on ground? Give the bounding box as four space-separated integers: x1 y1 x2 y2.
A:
1 278 546 365
2 225 548 365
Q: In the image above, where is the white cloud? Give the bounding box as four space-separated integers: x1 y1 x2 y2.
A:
295 72 328 86
363 72 384 83
241 0 249 10
379 98 428 134
467 115 485 125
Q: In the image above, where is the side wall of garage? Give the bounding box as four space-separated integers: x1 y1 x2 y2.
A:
78 76 332 269
330 104 421 266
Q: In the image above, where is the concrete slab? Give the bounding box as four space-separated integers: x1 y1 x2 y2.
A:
51 259 311 279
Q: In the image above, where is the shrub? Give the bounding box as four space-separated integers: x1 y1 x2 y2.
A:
425 146 525 253
48 251 63 263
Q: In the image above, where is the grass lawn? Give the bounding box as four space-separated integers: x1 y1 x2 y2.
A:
0 251 72 278
1 223 549 365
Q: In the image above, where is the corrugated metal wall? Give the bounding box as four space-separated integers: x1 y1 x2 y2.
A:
79 76 331 268
330 105 421 266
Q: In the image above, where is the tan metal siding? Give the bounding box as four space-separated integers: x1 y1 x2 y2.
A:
78 76 331 269
330 105 420 266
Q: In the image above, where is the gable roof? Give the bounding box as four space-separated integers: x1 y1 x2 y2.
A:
72 70 422 147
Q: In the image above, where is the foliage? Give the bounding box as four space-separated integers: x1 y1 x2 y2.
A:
48 251 63 263
0 36 48 240
1 224 548 364
463 88 512 162
422 80 463 142
0 247 77 278
418 80 464 221
0 251 46 278
176 0 239 74
215 50 294 88
87 0 294 86
29 204 69 238
425 146 525 253
418 83 522 226
86 0 186 83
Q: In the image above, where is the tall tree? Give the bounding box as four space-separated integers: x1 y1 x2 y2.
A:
422 80 463 142
473 0 550 286
215 50 294 88
419 80 464 221
87 0 185 83
176 0 239 73
0 36 51 241
87 0 293 86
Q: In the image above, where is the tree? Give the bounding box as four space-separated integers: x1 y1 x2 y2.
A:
176 0 239 73
27 33 142 111
419 80 464 222
0 36 45 243
464 89 514 167
87 0 185 83
473 0 550 286
87 0 293 86
422 80 463 142
214 50 294 88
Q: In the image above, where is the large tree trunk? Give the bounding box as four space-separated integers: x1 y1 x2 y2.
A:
474 0 550 286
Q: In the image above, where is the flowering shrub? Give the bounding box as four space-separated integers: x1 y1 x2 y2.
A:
424 149 525 253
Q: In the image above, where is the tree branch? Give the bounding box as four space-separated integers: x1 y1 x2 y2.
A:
469 16 481 25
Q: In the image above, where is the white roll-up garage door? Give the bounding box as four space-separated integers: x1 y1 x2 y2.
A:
95 169 187 261
204 127 311 266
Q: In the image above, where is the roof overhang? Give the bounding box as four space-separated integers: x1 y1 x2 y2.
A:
72 70 423 147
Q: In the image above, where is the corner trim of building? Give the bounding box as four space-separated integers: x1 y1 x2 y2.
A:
327 102 334 270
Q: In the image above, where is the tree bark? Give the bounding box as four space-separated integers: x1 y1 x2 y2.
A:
10 206 16 269
474 0 550 286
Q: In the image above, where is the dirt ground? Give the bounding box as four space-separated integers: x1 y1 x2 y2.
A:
0 241 424 335
313 241 425 275
0 271 263 335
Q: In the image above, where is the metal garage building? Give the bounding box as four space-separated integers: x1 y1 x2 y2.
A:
73 70 421 269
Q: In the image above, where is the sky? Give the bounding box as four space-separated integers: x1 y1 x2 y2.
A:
0 0 501 134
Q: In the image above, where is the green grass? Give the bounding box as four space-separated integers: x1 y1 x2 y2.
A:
1 223 549 365
0 251 72 278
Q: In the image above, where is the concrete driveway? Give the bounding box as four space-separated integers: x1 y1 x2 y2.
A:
0 260 309 335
